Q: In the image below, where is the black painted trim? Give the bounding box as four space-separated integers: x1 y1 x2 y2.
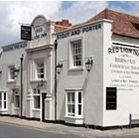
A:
112 42 139 49
1 114 139 130
113 33 139 41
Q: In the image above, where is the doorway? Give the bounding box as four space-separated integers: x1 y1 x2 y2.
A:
41 93 46 121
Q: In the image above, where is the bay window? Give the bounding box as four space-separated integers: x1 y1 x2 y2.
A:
66 91 83 118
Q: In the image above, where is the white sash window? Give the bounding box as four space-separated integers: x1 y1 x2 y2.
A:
33 88 40 109
8 66 15 81
0 92 7 111
66 91 83 118
71 40 82 67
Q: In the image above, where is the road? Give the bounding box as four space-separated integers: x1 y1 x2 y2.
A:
0 122 83 138
1 121 139 138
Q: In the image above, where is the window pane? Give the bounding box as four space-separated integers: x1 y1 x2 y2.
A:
37 89 40 94
0 93 1 100
67 93 70 102
72 104 75 114
4 101 6 109
72 93 75 102
34 88 36 94
67 92 75 116
10 66 15 79
0 101 2 108
15 95 19 107
78 92 82 103
34 96 40 109
40 74 44 78
4 93 6 100
78 104 82 115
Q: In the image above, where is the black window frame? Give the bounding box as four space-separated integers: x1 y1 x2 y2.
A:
106 87 117 110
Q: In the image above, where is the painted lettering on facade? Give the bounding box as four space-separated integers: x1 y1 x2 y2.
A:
2 41 27 52
107 45 139 91
108 46 139 57
57 23 102 40
33 26 47 40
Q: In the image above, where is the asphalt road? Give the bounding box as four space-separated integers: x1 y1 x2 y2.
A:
0 122 82 138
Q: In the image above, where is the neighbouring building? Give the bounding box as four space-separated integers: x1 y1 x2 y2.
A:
0 8 139 129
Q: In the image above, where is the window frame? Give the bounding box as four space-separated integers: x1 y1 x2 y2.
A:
106 87 117 110
65 90 83 118
33 88 40 109
68 38 83 70
35 59 45 80
14 90 20 108
8 65 15 81
0 92 8 111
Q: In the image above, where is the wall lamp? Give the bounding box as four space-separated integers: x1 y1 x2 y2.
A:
13 67 20 78
56 62 63 74
85 57 93 72
37 79 44 88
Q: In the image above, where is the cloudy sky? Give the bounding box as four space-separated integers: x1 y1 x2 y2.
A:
0 1 139 46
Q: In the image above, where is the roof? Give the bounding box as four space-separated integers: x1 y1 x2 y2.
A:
86 8 139 39
55 8 139 39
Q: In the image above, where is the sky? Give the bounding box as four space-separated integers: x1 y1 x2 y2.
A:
0 1 139 46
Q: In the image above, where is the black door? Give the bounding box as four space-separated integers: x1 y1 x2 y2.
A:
42 93 47 121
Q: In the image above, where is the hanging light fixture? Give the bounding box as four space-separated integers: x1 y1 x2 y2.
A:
85 57 93 72
56 62 63 74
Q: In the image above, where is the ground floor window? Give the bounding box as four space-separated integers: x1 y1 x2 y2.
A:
14 91 19 108
33 88 40 109
66 91 83 117
106 87 117 110
0 92 7 110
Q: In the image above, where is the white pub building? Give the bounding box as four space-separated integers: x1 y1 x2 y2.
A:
0 8 139 129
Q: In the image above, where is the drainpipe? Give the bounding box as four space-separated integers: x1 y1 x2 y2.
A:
20 54 24 118
54 40 57 121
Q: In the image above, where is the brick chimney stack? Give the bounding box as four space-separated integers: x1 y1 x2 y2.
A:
56 19 72 27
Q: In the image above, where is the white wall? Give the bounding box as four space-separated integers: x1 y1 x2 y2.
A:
57 21 106 126
0 44 27 115
103 26 139 126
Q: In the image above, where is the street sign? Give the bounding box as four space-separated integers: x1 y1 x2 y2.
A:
21 25 32 41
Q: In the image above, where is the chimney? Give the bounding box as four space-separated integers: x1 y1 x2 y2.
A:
56 19 72 27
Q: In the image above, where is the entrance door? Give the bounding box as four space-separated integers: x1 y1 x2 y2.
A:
42 93 46 121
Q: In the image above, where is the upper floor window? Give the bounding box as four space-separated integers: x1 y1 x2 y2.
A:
9 66 15 81
36 62 44 79
70 40 82 67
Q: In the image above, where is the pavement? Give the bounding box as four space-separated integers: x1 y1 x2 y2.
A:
0 116 139 137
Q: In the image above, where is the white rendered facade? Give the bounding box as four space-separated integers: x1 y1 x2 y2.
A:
0 11 139 129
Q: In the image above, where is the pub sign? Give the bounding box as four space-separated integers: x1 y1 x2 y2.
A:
21 25 32 41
